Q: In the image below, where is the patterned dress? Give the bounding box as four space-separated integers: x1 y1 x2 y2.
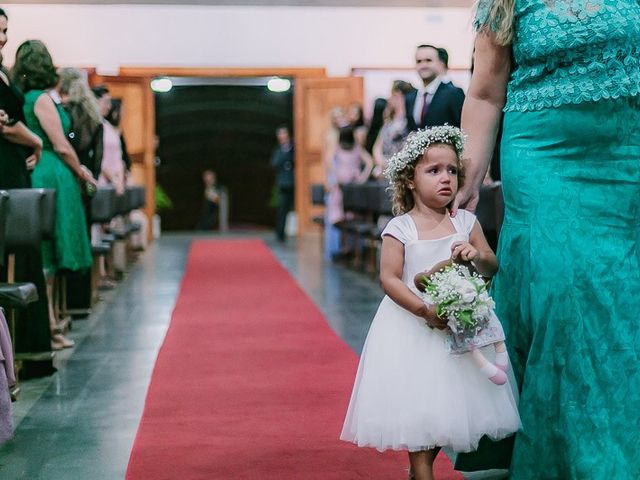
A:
23 90 92 273
459 1 640 479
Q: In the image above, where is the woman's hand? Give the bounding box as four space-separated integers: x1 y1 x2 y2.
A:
451 241 479 262
450 184 480 216
79 165 98 187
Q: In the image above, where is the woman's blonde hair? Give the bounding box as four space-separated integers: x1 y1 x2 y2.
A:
478 0 515 46
58 67 102 127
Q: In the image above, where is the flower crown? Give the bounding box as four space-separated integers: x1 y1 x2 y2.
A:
384 125 466 182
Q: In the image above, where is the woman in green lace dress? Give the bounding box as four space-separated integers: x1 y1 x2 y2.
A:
452 1 640 478
11 40 96 349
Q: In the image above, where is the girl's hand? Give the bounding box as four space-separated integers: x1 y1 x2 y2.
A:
418 303 447 330
414 271 429 292
451 241 479 262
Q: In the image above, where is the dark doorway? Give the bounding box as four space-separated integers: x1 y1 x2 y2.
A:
155 78 293 231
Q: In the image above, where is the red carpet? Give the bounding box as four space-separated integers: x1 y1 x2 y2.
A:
126 239 463 479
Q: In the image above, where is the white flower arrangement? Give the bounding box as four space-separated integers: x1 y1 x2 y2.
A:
418 263 495 339
383 125 466 182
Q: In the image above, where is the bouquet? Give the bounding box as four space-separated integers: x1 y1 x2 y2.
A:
417 260 504 354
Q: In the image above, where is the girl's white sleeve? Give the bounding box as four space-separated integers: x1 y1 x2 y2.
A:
380 215 412 244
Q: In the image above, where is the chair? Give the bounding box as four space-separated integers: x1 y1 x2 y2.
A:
0 190 43 396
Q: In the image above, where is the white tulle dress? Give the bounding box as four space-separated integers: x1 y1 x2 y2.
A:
340 211 521 453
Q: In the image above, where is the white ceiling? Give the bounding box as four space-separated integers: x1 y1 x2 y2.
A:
10 0 474 6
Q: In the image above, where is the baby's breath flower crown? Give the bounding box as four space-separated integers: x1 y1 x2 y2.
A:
384 125 466 182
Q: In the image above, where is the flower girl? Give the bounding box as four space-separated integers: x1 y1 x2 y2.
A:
340 126 520 480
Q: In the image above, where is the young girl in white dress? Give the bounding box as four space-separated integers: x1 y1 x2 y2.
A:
340 126 520 480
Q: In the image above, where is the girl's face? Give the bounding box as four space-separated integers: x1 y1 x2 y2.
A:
408 144 459 209
0 16 7 52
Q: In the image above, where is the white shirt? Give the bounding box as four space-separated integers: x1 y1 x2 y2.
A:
413 76 443 126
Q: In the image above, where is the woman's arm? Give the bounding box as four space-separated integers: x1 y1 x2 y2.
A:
371 133 385 178
2 120 42 149
451 33 511 214
357 148 374 183
1 121 43 170
380 236 446 328
33 93 96 185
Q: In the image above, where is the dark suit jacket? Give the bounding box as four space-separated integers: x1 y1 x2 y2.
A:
405 81 465 131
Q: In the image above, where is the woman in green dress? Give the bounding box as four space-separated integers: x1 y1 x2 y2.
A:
11 40 96 350
453 1 640 478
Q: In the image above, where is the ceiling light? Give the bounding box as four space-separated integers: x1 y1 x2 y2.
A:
150 77 173 93
267 77 291 93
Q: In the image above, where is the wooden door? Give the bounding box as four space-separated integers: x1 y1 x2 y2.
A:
90 74 156 239
293 77 363 234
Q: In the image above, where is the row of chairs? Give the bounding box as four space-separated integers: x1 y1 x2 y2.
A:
313 181 504 274
0 186 145 394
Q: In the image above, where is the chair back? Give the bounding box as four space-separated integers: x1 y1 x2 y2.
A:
91 187 117 224
4 189 44 251
38 189 57 240
0 191 8 262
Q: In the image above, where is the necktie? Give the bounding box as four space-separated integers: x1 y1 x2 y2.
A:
420 91 432 127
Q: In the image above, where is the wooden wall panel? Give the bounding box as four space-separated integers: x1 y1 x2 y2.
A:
294 77 363 234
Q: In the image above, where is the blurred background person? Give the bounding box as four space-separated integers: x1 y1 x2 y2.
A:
324 125 373 260
12 39 96 350
197 169 220 231
93 85 125 195
0 9 54 361
270 126 294 243
57 68 103 182
372 80 414 178
406 44 465 131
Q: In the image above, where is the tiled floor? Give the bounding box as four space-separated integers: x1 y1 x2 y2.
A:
0 232 382 479
0 232 506 479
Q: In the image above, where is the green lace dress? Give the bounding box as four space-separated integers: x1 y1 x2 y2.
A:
23 90 92 273
461 1 640 479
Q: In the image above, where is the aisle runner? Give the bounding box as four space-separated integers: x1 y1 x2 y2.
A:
126 239 461 479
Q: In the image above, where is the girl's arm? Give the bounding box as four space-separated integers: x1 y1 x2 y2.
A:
451 221 498 277
451 32 511 215
33 93 97 185
380 235 446 329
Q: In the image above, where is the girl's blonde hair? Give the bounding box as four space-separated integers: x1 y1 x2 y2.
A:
384 126 466 216
58 68 102 127
478 0 515 46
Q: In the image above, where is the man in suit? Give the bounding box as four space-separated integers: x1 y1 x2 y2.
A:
271 125 294 242
406 44 465 131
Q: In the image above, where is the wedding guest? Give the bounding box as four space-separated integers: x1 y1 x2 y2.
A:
0 9 54 359
197 170 220 231
270 126 294 242
405 44 465 131
12 40 95 350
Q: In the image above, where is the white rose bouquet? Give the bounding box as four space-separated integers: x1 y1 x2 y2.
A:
417 261 505 355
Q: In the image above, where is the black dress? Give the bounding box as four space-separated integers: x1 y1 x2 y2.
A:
0 76 53 357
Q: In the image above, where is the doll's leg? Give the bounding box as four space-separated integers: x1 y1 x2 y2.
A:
494 341 509 372
470 349 507 385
